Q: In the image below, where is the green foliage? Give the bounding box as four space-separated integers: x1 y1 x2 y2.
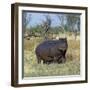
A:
31 25 42 33
66 14 80 32
26 26 66 37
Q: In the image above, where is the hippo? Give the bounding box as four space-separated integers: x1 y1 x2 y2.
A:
35 38 68 64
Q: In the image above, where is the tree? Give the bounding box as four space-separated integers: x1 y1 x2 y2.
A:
22 12 32 34
57 14 67 38
66 14 80 40
41 14 52 39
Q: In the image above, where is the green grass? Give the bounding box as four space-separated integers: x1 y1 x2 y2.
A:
24 35 80 77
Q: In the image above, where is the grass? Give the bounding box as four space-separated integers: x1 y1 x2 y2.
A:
24 34 80 77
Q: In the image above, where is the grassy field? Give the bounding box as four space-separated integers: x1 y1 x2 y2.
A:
24 34 80 77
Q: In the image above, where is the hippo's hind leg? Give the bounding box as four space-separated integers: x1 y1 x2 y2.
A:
57 56 65 64
58 55 66 63
61 56 66 63
58 50 66 63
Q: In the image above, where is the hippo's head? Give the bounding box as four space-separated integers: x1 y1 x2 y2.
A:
58 38 68 51
59 37 67 42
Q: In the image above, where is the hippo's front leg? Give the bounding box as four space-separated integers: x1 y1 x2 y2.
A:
36 56 41 64
61 56 66 63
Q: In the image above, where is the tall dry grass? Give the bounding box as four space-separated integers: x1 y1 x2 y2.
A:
24 35 80 77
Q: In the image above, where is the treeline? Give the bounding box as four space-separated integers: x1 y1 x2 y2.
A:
23 12 80 40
